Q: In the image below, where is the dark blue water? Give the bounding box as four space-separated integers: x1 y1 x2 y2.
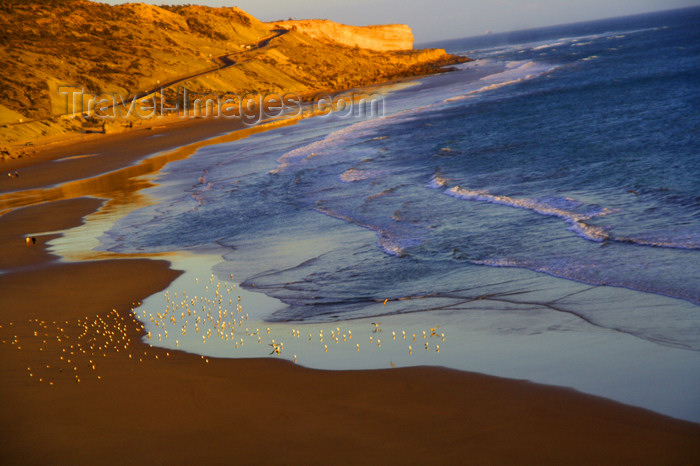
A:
103 8 700 349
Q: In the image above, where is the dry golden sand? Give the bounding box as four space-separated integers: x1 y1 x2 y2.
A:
1 120 699 464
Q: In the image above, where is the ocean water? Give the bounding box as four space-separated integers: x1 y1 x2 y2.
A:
95 8 700 420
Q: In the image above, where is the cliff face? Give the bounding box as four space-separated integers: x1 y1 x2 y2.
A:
268 20 414 51
187 29 459 98
0 0 271 121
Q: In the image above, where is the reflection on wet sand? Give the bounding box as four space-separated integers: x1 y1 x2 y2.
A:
0 117 300 215
0 117 303 262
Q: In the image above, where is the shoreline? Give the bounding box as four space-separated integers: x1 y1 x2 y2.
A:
0 65 461 164
0 75 418 198
1 107 699 462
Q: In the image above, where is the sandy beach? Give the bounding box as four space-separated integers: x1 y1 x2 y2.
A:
1 115 700 464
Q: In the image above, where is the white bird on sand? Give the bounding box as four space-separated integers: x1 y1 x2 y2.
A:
268 342 282 355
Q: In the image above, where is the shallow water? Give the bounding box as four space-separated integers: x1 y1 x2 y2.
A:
117 252 700 423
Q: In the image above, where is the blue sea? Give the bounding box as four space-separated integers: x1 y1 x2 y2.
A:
97 8 700 420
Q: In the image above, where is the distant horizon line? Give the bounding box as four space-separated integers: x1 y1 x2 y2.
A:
416 4 700 46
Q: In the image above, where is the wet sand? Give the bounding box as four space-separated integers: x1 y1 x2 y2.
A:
1 119 699 464
1 114 263 193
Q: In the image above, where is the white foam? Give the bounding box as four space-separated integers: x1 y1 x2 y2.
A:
616 234 700 251
435 180 700 251
444 186 612 242
340 168 385 182
272 105 435 174
472 26 659 59
315 206 405 256
444 60 559 103
427 174 449 189
532 41 566 50
271 118 383 173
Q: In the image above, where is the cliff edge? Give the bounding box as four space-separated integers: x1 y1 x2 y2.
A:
268 20 414 51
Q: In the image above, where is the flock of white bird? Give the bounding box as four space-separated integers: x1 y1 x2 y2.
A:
145 274 446 362
1 273 446 386
0 308 170 386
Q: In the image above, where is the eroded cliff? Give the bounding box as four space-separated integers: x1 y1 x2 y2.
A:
267 20 414 51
